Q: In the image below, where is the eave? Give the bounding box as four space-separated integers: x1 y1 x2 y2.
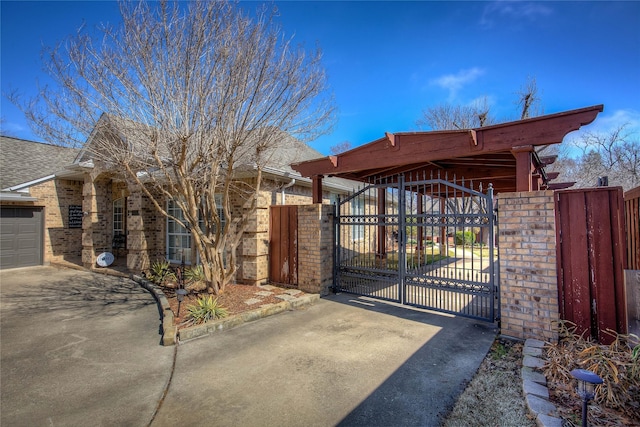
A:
292 105 603 180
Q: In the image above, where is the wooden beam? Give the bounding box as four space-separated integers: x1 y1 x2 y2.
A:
291 105 603 178
540 155 558 166
312 175 323 204
548 182 576 190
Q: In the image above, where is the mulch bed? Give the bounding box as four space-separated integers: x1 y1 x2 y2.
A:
162 284 292 328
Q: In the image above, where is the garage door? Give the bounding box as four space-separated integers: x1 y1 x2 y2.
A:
0 207 43 269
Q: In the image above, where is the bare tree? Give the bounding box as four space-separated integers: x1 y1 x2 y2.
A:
516 76 543 119
559 124 640 191
416 97 494 130
330 140 352 155
11 1 335 294
417 77 543 131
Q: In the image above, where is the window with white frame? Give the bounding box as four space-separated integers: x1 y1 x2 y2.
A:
167 200 192 264
113 198 125 235
351 197 365 241
166 196 225 264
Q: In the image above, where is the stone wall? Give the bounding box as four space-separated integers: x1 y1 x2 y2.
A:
497 190 559 342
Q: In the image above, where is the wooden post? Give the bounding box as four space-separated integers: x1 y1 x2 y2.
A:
512 146 534 192
312 175 323 204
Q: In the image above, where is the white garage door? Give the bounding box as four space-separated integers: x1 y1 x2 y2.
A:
0 207 43 269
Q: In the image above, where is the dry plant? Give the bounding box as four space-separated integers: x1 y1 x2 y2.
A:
442 339 535 427
543 321 640 423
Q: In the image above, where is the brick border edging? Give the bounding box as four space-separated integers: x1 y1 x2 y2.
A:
130 275 320 346
131 275 178 346
521 339 564 427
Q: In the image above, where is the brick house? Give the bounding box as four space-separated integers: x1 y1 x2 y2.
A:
0 133 353 285
1 136 83 269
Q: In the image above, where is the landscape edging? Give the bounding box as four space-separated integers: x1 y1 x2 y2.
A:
521 338 564 427
130 275 319 345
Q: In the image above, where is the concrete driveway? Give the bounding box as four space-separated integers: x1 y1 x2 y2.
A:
0 266 174 426
154 294 497 427
1 266 496 427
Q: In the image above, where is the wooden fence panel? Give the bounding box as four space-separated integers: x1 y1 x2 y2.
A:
555 187 627 343
269 206 298 287
625 186 640 270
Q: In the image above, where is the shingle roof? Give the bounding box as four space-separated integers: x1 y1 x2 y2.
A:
0 136 80 189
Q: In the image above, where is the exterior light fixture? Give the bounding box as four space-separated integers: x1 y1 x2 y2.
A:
570 368 603 427
176 288 188 317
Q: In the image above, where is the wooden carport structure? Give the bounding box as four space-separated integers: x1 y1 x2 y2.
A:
292 105 603 201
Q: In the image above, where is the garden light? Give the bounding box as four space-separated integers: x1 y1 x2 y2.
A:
570 368 603 427
176 288 188 317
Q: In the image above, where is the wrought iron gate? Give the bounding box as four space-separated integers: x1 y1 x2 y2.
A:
334 175 499 322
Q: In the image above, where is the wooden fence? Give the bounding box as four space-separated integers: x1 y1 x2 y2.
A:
625 186 640 270
555 187 627 344
269 205 298 287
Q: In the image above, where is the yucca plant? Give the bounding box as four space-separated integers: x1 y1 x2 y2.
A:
147 259 176 285
184 265 205 282
185 295 228 325
183 265 207 292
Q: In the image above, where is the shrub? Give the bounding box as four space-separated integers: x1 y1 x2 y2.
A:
147 259 176 285
454 231 476 246
185 295 228 324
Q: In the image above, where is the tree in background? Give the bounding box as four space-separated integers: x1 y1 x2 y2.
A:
330 140 352 155
551 124 639 191
416 96 494 130
416 77 541 131
11 0 335 294
516 76 543 119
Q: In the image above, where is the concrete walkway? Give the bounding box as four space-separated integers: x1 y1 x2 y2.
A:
1 266 497 427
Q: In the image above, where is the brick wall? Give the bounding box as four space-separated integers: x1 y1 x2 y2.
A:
237 181 333 285
127 190 164 271
82 174 113 267
5 178 84 264
297 204 334 295
497 190 559 342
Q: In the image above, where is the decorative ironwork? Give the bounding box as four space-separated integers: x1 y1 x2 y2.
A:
334 172 499 322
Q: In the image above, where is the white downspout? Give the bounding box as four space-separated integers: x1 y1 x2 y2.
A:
281 178 296 205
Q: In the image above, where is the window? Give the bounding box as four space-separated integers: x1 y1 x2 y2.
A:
351 198 365 241
167 200 192 264
166 196 225 264
113 198 125 235
113 198 126 250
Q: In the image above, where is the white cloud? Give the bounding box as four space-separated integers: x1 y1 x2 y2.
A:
430 68 485 101
480 1 553 29
564 108 640 149
594 109 640 133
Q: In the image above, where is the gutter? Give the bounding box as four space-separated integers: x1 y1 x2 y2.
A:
280 178 296 205
3 174 56 192
261 166 353 193
0 192 38 202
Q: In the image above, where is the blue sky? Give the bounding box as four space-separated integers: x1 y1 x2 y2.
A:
1 1 639 155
